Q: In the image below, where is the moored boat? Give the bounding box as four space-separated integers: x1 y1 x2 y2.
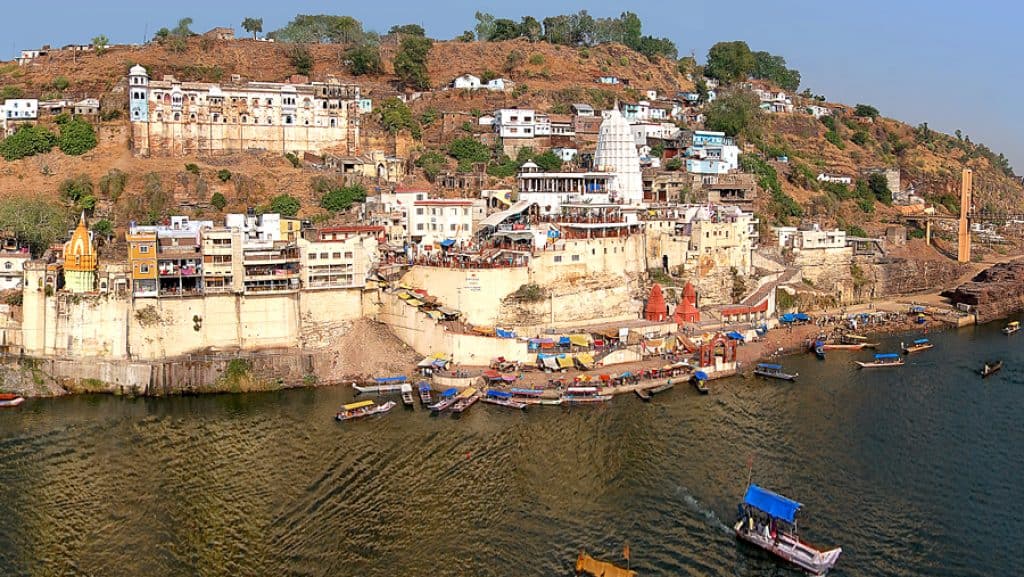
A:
822 334 878 350
353 376 408 394
902 338 934 354
980 360 1003 377
634 388 652 401
855 353 904 368
735 484 842 575
1002 321 1020 335
450 387 481 413
0 393 25 407
650 381 675 395
400 383 415 406
691 370 710 395
428 388 459 412
754 363 798 381
561 386 612 404
814 340 826 360
335 399 396 421
576 550 636 577
417 381 433 405
481 389 528 410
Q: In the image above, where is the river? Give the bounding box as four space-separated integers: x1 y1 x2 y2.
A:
1 324 1022 576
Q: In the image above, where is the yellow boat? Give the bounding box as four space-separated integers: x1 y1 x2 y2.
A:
1003 321 1020 335
335 399 396 421
576 551 636 577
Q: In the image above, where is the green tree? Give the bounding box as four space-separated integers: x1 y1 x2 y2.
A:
636 36 677 60
389 24 426 37
154 28 170 43
172 17 195 37
542 15 572 45
0 125 57 161
704 90 763 137
0 86 24 100
677 55 697 76
242 17 263 39
0 197 70 257
287 44 314 76
456 30 475 42
211 192 227 210
504 50 525 76
98 169 128 201
394 36 433 90
705 40 754 83
867 173 892 205
345 43 382 75
751 51 800 91
52 76 70 91
520 16 543 41
448 137 491 171
270 14 367 43
269 194 301 216
91 35 109 55
321 184 367 212
854 104 880 118
375 97 419 135
488 18 521 41
217 169 232 182
92 219 114 239
533 150 563 171
59 174 94 205
415 150 447 180
474 11 496 41
665 157 683 171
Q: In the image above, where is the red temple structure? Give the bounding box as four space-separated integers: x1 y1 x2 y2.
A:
644 284 668 321
674 281 700 324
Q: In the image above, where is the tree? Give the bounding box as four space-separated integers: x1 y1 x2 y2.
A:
705 41 754 83
172 17 195 37
91 35 109 55
636 35 677 60
415 150 447 180
751 51 801 91
677 55 697 76
52 76 70 91
58 118 97 155
59 174 94 205
448 137 490 170
375 97 419 135
92 219 114 239
394 36 432 90
0 86 23 100
0 197 70 257
520 17 543 41
533 150 563 172
0 125 57 161
210 192 227 210
704 90 763 137
854 104 880 118
345 43 382 75
154 28 170 43
217 169 232 182
665 157 683 171
456 30 475 42
269 194 301 216
389 24 425 37
98 169 128 201
321 184 367 212
503 50 525 76
542 15 572 45
489 18 521 41
474 12 496 41
242 17 263 40
270 14 367 44
287 44 314 76
867 173 892 205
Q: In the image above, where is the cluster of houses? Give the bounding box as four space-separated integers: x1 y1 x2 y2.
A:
0 97 101 136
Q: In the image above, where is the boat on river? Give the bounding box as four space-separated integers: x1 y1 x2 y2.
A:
428 388 459 412
400 383 415 406
813 340 826 360
0 393 24 407
822 334 878 350
576 550 636 577
754 363 798 381
735 484 842 575
481 389 528 410
1002 321 1020 335
450 387 481 413
353 376 408 394
980 360 1003 377
902 338 934 354
335 399 396 421
692 370 710 394
510 388 561 405
650 381 675 395
417 381 433 405
635 388 652 401
562 386 612 404
855 353 904 368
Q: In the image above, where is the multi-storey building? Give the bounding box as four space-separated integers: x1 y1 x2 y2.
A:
128 65 361 156
408 199 475 247
299 226 382 289
0 237 31 290
127 216 212 297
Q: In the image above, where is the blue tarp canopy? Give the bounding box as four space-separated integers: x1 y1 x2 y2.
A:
619 371 633 378
814 340 825 347
726 331 745 340
694 371 709 381
439 239 456 248
511 388 543 396
557 336 571 346
913 338 929 344
779 313 797 323
432 359 449 368
910 305 926 313
875 353 900 359
417 381 432 391
496 328 516 339
441 388 458 398
794 313 810 321
375 375 407 383
743 484 802 524
757 363 782 370
487 390 512 399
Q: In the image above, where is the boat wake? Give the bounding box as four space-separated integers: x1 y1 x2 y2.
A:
676 486 731 534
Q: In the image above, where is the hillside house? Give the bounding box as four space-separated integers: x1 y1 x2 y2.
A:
74 98 100 116
203 27 235 41
552 147 578 162
494 108 538 138
2 99 38 120
571 103 594 116
486 78 513 92
817 173 853 185
702 173 758 206
597 76 627 85
17 47 48 66
805 105 832 119
452 74 481 90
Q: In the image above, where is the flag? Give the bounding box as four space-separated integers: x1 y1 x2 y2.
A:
623 542 630 562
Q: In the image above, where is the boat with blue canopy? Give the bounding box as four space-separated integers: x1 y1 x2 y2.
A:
754 363 798 381
481 389 528 410
335 399 397 421
428 388 459 412
813 340 826 360
902 337 934 354
855 353 904 368
691 370 710 394
353 375 408 394
735 484 842 575
417 381 433 405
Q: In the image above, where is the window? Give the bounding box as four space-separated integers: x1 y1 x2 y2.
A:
332 252 341 259
450 224 457 231
571 254 580 262
3 262 10 270
140 265 150 274
416 223 424 231
309 253 317 260
344 251 353 258
554 255 563 263
320 253 328 259
416 208 424 215
139 245 150 254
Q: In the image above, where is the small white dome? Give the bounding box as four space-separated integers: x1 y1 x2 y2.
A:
129 64 148 77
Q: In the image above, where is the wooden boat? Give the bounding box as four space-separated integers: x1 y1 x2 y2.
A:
855 353 904 368
735 484 842 576
650 381 675 395
754 363 798 381
417 381 433 405
902 338 934 354
481 389 528 410
576 550 636 577
0 393 25 407
400 383 415 406
1003 321 1020 335
692 371 710 394
352 376 407 394
822 334 878 350
428 388 459 412
450 387 481 413
980 360 1003 377
335 399 396 421
813 340 826 360
561 386 612 404
634 388 652 401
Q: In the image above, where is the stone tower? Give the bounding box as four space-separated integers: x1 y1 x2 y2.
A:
63 213 97 293
594 108 643 206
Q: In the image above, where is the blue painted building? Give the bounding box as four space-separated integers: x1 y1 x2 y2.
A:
128 64 149 122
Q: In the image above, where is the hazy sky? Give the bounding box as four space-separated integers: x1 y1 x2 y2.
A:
3 0 1019 170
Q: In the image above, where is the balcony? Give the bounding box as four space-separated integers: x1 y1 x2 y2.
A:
158 245 199 256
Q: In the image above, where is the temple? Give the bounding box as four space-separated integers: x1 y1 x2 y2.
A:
62 214 97 293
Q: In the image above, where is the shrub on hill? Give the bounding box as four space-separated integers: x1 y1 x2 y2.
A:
321 184 367 213
57 118 97 156
0 125 57 161
269 194 301 216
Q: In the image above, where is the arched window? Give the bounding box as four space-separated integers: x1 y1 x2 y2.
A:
173 112 180 122
241 115 248 124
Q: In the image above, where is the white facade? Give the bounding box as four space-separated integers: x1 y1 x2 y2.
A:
408 199 475 246
552 147 578 162
224 213 283 242
632 123 682 146
773 224 846 250
494 108 539 139
817 173 853 185
593 109 644 206
486 78 513 92
453 74 481 90
805 105 832 119
0 251 29 290
2 99 38 120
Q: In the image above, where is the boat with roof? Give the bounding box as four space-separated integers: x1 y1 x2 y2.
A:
400 383 415 406
1002 321 1020 335
417 381 433 405
450 387 481 413
754 363 798 381
352 376 408 394
510 387 562 405
822 334 878 350
980 360 1003 377
335 399 396 421
902 338 934 354
561 386 612 404
428 388 459 412
855 353 904 368
691 371 710 394
481 389 528 410
735 484 842 575
0 393 25 407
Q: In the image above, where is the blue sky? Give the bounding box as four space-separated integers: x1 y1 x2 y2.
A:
3 0 1019 170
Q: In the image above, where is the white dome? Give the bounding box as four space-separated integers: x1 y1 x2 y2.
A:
129 64 148 77
594 109 643 205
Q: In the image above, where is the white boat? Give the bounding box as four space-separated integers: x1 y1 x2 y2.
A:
428 388 459 412
0 393 24 407
400 383 415 406
352 376 407 394
481 390 528 410
855 353 904 368
561 386 613 404
450 387 481 413
335 400 396 421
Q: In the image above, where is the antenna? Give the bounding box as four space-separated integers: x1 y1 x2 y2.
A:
143 22 148 45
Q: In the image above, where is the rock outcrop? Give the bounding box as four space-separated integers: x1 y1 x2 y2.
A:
943 259 1024 323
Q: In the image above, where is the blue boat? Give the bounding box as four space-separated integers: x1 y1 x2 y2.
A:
735 484 842 575
855 353 904 368
754 363 798 381
691 370 710 394
353 375 408 394
902 338 934 354
428 387 459 412
813 340 826 360
417 381 433 405
481 389 527 410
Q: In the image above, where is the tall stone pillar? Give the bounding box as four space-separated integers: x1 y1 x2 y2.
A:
957 168 972 263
